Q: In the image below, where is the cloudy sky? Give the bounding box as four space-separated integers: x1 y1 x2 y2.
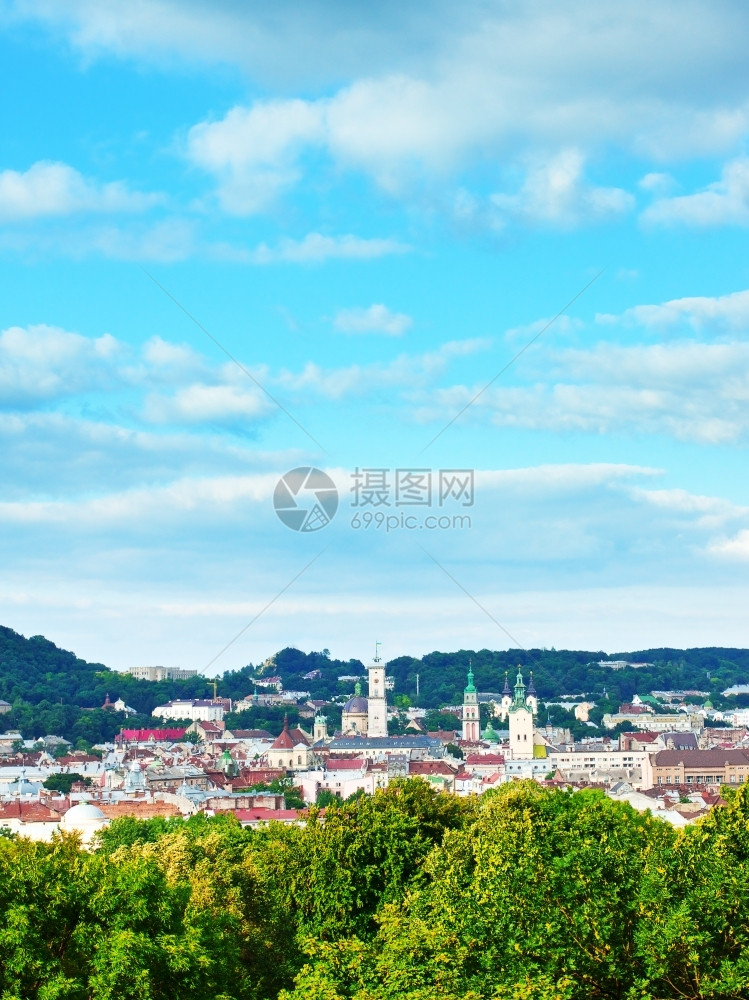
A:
1 0 749 673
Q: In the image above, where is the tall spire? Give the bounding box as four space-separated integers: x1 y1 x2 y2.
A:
464 662 476 694
510 666 526 709
502 671 511 695
527 671 537 696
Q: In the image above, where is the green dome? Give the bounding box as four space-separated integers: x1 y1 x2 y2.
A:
482 721 500 743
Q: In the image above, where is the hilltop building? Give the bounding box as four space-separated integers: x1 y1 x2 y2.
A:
125 666 197 682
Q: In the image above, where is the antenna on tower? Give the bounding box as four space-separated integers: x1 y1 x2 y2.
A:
374 640 382 663
212 680 218 700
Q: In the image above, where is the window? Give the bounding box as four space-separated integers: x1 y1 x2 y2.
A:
657 777 662 785
297 756 302 765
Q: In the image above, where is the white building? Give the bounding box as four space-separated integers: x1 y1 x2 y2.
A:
126 666 198 682
547 748 648 787
152 699 225 722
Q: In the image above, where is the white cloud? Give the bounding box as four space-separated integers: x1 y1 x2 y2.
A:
187 100 326 212
143 382 272 425
710 529 749 559
596 287 749 334
642 157 749 226
630 488 749 531
0 324 122 406
275 337 490 400
0 160 161 220
334 304 412 336
491 149 634 227
27 2 749 160
163 4 749 212
418 339 749 443
248 232 411 263
638 171 675 194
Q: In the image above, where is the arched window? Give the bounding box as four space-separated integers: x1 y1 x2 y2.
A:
297 756 302 764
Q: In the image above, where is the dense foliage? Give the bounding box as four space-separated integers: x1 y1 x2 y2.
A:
221 644 749 713
0 625 213 741
2 780 749 999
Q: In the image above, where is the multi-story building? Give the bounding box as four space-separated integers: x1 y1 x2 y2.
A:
152 699 226 722
547 747 648 787
644 748 749 789
125 666 198 682
603 711 703 733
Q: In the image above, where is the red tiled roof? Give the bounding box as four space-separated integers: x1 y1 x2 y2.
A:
465 753 505 765
118 728 186 742
326 757 367 770
288 727 311 746
270 729 297 750
234 808 301 823
0 801 62 822
409 761 457 776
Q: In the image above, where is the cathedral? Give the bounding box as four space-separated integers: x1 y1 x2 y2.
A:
340 650 389 737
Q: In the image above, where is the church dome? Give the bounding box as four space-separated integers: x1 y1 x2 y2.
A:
62 801 107 829
343 695 368 713
343 681 368 714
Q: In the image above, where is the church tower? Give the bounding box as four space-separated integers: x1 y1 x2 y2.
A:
526 672 538 716
367 644 388 737
499 672 512 722
313 714 328 742
508 668 534 760
462 663 480 741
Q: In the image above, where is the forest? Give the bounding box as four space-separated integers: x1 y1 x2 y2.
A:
1 778 748 999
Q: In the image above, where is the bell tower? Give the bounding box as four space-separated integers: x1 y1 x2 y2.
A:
462 662 480 742
367 642 388 737
508 668 534 760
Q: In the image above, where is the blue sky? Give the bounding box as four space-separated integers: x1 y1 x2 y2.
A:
1 1 749 673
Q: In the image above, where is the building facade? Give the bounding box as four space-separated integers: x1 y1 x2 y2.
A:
152 699 225 722
644 748 749 789
126 666 198 682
